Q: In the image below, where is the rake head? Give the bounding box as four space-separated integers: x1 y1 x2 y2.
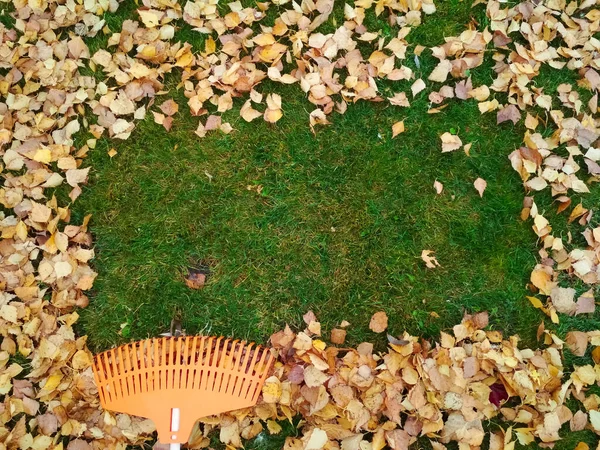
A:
93 336 274 445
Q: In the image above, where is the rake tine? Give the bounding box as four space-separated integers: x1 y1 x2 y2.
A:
92 335 275 446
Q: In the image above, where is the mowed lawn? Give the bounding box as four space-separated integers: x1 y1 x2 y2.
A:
69 0 600 359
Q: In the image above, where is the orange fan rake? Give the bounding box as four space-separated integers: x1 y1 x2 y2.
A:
93 336 275 449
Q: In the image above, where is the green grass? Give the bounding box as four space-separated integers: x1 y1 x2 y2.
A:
74 87 543 349
60 0 600 448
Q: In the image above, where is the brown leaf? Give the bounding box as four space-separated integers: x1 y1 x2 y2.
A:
411 79 426 97
67 440 92 450
428 60 452 83
369 311 388 333
37 413 58 435
388 92 410 107
304 365 330 387
330 329 347 345
185 267 207 289
455 78 473 100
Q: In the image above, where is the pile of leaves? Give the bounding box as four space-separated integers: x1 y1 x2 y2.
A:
190 311 600 450
0 0 599 448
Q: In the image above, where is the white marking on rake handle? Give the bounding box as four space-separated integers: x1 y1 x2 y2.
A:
170 407 181 450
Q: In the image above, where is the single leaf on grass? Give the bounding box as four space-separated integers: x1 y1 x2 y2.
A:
240 100 261 122
185 267 207 290
474 178 487 197
440 132 462 152
568 203 588 223
392 121 405 138
433 180 443 194
411 79 426 97
421 250 440 268
369 311 388 333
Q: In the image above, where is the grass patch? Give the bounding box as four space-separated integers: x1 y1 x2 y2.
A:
73 77 544 351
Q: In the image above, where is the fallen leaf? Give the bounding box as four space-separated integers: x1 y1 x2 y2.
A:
434 180 443 194
369 311 388 333
160 99 179 116
421 250 440 269
428 60 452 83
473 178 487 197
566 331 588 356
440 132 462 152
392 121 405 138
496 104 521 125
550 287 576 315
411 79 426 97
185 267 208 289
331 329 347 345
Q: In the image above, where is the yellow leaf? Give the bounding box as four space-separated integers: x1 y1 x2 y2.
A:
72 350 92 370
33 148 52 164
205 36 216 55
266 420 282 434
392 121 405 138
527 296 544 309
313 339 326 351
176 51 194 68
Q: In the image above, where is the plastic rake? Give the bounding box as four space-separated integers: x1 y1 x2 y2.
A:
92 336 275 450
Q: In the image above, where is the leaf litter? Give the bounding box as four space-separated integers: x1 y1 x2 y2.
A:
0 0 600 448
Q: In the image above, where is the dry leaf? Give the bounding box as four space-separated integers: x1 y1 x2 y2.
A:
566 331 588 356
160 99 179 116
474 178 487 197
440 132 462 152
434 180 443 194
421 250 440 268
551 287 576 315
330 329 347 344
392 121 405 138
411 79 426 97
496 105 521 125
369 311 388 333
